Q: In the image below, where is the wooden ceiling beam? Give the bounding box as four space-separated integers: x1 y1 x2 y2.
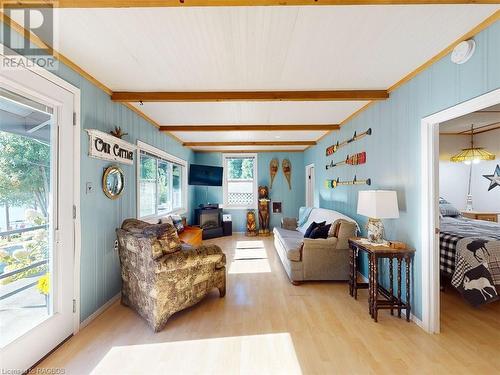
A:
160 124 339 132
183 141 315 146
111 90 388 102
194 149 304 153
3 0 496 7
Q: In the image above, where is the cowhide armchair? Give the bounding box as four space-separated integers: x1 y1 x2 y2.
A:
116 219 226 332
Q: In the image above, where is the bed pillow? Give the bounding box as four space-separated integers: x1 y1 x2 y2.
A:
439 200 461 217
304 221 326 238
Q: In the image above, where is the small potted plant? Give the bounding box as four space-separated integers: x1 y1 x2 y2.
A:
37 272 50 313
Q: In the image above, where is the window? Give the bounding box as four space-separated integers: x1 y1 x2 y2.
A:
137 141 187 219
223 154 257 209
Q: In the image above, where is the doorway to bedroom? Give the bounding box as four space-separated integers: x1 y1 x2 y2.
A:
421 88 500 334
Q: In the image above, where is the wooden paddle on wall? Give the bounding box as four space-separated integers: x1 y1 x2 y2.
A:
325 175 371 189
326 128 372 156
326 152 366 170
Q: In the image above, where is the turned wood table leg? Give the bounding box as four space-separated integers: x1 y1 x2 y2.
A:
397 258 402 319
368 253 373 316
349 246 353 297
406 256 411 322
389 257 394 316
373 255 379 322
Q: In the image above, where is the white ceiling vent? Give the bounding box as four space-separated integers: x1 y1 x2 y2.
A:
451 39 476 65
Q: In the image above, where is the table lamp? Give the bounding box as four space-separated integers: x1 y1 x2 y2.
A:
357 190 399 243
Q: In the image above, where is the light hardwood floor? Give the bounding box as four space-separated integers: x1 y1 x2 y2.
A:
38 234 500 374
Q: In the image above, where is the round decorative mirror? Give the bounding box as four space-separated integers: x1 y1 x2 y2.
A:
102 166 124 199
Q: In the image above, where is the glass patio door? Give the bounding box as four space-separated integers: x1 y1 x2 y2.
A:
0 65 75 371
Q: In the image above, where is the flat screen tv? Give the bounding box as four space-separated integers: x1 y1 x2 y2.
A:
188 164 223 186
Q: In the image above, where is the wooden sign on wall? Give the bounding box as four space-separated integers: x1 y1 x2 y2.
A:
85 129 136 165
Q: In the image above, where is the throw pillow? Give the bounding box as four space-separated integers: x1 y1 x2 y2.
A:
310 224 331 239
304 221 326 238
170 214 185 233
122 218 150 234
143 223 182 256
160 216 174 226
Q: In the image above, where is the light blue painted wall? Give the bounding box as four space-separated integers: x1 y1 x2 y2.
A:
1 25 195 322
304 21 500 320
193 152 305 232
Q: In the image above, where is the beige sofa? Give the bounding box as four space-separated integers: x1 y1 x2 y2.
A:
273 208 358 284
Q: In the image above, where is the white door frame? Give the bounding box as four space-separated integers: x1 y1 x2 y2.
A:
1 46 81 334
420 88 500 334
305 163 315 207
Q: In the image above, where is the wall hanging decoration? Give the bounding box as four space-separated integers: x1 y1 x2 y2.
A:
246 210 258 237
450 125 496 209
326 128 372 156
86 129 136 165
102 165 124 199
326 152 367 170
325 175 371 189
483 164 500 191
258 186 271 236
272 201 282 214
282 159 292 190
110 126 128 139
270 158 279 189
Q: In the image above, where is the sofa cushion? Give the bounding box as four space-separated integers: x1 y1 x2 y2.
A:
281 237 303 262
122 218 151 234
304 221 326 238
310 224 331 239
299 208 359 235
274 227 304 240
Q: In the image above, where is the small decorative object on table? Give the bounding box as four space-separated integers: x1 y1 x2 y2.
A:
258 185 271 236
348 237 414 323
270 159 279 189
246 210 258 237
282 159 292 190
357 190 399 243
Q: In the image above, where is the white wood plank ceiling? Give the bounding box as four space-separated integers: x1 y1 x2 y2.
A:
48 5 499 151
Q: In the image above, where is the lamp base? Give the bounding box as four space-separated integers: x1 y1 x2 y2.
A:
367 218 384 244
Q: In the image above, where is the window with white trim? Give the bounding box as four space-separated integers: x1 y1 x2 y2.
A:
137 141 187 219
223 153 257 209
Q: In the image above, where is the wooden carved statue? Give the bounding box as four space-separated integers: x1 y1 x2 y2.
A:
282 159 291 190
269 159 279 189
246 210 258 237
258 185 271 236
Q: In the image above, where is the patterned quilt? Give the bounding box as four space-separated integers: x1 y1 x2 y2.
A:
440 216 500 306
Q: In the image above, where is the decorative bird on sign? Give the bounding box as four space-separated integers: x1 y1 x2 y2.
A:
110 126 128 139
483 164 500 191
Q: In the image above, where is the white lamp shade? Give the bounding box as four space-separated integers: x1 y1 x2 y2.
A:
357 190 399 219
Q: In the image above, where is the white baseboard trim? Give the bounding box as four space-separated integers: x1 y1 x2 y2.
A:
79 293 121 330
411 313 426 331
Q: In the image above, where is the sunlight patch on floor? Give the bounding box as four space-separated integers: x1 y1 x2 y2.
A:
91 333 302 375
233 248 267 260
228 259 271 274
235 240 265 249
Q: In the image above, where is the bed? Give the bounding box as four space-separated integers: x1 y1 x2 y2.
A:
439 200 500 306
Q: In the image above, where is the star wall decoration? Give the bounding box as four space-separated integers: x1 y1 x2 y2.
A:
483 164 500 191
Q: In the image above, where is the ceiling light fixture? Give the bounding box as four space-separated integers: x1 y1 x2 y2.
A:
450 124 495 211
450 125 495 164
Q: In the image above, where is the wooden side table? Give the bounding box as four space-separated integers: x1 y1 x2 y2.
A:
179 226 203 247
348 238 415 323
